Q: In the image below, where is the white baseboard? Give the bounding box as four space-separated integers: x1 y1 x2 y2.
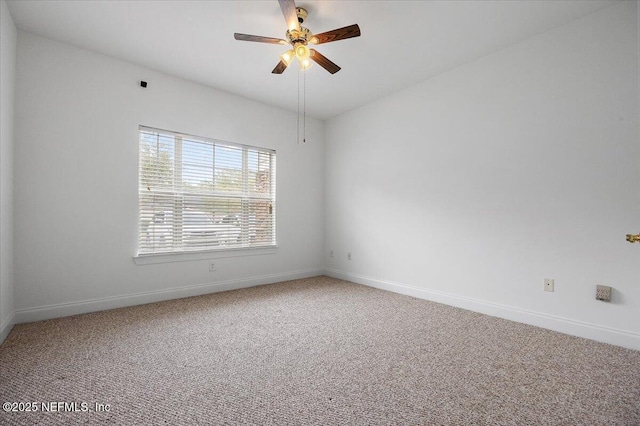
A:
0 311 15 345
15 268 322 324
324 268 640 351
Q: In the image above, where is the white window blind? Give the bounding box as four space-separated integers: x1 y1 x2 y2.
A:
138 126 276 255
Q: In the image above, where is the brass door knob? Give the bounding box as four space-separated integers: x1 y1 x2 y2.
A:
626 233 640 243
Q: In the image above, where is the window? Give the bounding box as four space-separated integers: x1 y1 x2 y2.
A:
138 126 276 256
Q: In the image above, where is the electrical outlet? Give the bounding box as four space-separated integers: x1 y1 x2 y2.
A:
596 285 611 302
330 249 334 258
347 252 352 260
209 262 216 272
544 278 554 292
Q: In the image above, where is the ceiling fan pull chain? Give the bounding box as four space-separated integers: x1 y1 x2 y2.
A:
297 67 300 144
303 70 306 143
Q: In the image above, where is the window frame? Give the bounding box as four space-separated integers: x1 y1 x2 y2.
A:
135 125 277 261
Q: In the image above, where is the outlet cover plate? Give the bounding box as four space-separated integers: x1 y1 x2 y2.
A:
544 278 554 292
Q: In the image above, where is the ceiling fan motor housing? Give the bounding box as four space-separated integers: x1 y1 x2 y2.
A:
286 27 312 45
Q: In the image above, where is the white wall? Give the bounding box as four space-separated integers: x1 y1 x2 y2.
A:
13 32 325 321
0 0 17 342
325 1 640 350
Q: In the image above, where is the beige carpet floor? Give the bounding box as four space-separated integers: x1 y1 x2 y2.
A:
1 276 639 425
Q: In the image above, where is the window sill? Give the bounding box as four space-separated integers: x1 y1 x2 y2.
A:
133 246 278 265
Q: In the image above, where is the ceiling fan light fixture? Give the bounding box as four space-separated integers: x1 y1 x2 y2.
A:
280 49 295 66
294 43 311 61
299 58 312 70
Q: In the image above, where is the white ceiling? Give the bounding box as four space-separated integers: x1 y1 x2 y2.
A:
6 0 619 120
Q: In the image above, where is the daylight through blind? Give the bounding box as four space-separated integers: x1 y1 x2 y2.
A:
138 126 276 255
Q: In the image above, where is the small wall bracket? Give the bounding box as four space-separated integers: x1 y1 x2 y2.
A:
596 285 611 302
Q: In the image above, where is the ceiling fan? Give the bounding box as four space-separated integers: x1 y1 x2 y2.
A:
234 0 361 74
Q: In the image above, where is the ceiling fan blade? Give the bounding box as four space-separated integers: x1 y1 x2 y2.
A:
278 0 300 32
311 24 361 45
310 49 341 74
272 60 289 74
234 33 287 45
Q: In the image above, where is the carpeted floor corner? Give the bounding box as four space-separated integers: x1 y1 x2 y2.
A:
1 276 639 425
